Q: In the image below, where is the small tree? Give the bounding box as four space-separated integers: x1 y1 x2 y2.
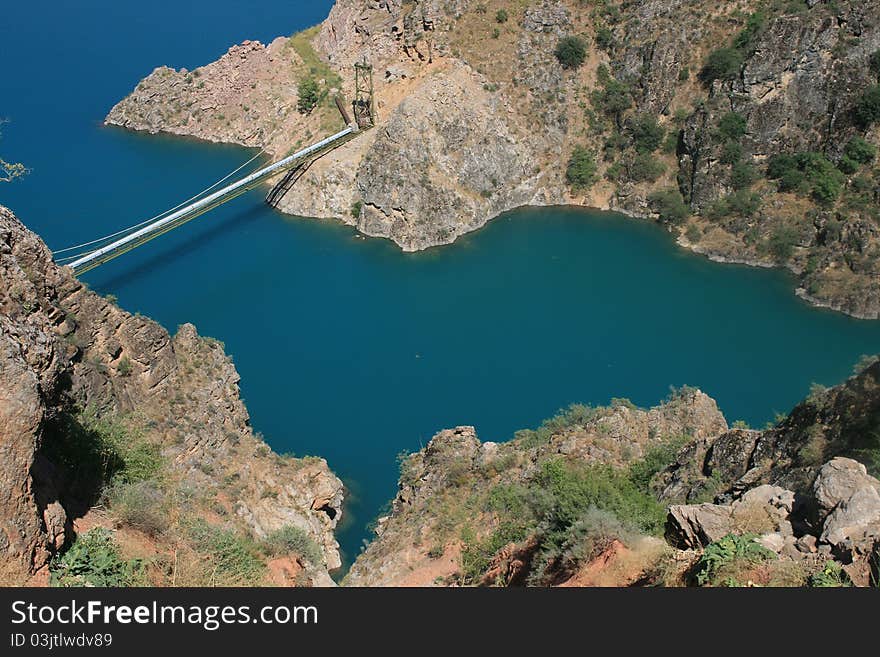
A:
495 9 508 23
565 146 598 190
592 73 632 129
648 188 689 224
717 112 747 141
854 85 880 128
699 47 744 84
596 26 614 52
844 136 877 164
555 36 588 70
870 49 880 80
628 114 665 153
297 78 320 114
0 120 28 183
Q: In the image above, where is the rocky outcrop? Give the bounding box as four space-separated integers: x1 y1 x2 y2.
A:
346 359 880 587
344 62 553 250
345 391 728 586
813 458 880 559
104 0 880 318
0 205 343 581
655 359 880 505
667 485 797 550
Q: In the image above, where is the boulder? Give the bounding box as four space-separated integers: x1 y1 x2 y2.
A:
813 458 880 518
666 485 796 549
820 486 880 559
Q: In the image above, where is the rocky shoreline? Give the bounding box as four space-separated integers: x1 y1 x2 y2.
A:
0 205 343 586
346 372 880 587
105 1 880 319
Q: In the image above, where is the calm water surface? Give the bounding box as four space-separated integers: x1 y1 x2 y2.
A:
4 1 880 567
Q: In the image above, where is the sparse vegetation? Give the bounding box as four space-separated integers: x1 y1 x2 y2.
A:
297 77 320 114
699 12 766 85
809 561 852 587
693 533 775 586
185 519 267 585
766 152 845 205
50 528 144 587
107 480 169 536
262 526 324 567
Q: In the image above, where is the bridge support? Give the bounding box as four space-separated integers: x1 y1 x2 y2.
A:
353 59 376 130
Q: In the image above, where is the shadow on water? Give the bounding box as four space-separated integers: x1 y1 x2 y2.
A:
92 203 266 291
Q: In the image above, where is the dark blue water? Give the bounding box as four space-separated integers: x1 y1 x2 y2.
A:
4 1 880 569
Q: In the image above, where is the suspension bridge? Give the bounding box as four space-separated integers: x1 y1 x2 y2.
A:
54 62 376 276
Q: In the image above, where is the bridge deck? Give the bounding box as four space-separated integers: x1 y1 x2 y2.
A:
68 126 357 275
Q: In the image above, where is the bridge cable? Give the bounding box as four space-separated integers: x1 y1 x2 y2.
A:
51 140 276 256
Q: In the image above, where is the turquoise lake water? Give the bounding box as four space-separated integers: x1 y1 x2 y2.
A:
4 1 880 569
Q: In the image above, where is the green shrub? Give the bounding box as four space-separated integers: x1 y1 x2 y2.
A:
647 188 690 224
766 152 844 204
596 26 614 52
854 85 880 128
629 152 664 182
808 561 852 587
591 74 633 126
870 49 880 79
50 528 143 587
678 67 690 82
628 436 690 493
662 131 680 154
699 48 743 84
117 356 133 377
535 507 628 583
495 9 508 23
717 112 748 141
535 459 667 538
732 11 766 55
730 161 757 189
844 136 877 165
767 224 800 261
42 409 163 507
262 526 324 566
565 146 598 190
694 534 775 586
186 520 266 585
837 156 859 175
725 190 762 216
350 200 363 218
297 77 320 114
107 480 168 536
555 36 588 70
628 114 665 153
720 141 743 165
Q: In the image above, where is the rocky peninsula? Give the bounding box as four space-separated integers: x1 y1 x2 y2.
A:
346 370 880 587
106 0 880 318
0 205 343 586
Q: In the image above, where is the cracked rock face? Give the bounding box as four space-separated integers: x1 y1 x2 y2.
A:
0 206 344 577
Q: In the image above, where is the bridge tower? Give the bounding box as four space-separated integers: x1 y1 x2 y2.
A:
353 59 376 129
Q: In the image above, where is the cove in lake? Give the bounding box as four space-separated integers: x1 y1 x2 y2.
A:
4 0 880 570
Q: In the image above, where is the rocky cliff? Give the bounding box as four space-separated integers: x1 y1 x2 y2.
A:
0 205 343 586
105 0 880 317
345 366 880 587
